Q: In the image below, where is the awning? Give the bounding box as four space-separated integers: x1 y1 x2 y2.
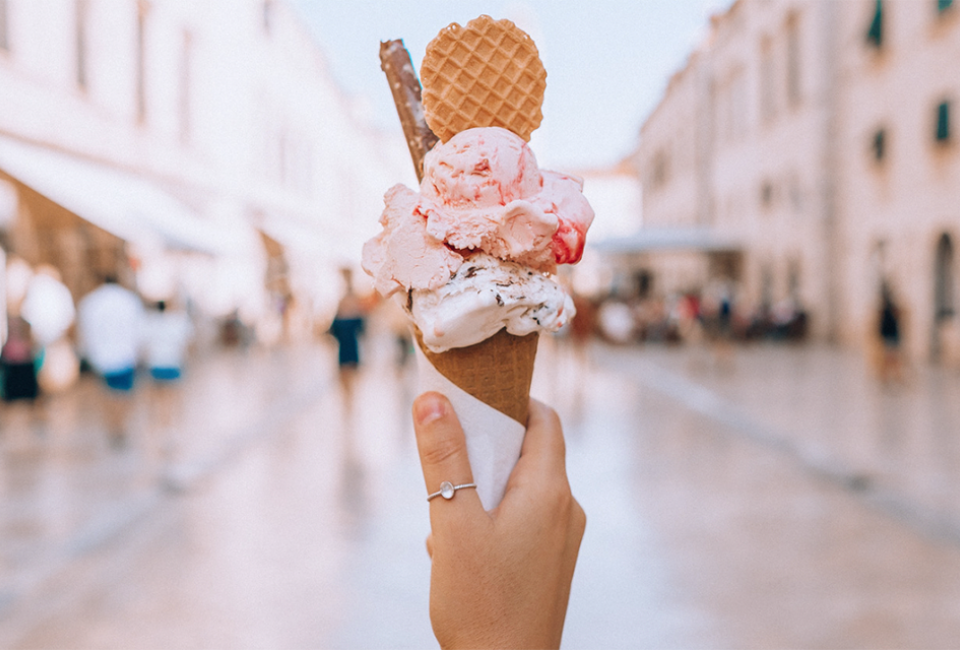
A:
0 136 235 256
592 227 743 255
257 213 332 259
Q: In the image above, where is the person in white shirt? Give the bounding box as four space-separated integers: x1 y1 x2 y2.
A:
143 300 192 381
143 300 193 452
77 276 144 446
20 265 75 347
20 265 79 393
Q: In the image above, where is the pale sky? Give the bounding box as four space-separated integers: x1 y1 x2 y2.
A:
290 0 733 170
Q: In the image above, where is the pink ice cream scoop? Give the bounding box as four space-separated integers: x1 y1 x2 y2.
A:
361 184 464 298
362 126 594 297
421 127 592 273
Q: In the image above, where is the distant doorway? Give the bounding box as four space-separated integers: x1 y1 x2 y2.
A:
932 233 955 361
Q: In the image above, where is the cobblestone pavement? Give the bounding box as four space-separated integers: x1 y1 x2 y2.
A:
610 342 960 543
2 327 960 649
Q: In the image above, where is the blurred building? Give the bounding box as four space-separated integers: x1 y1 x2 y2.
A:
627 0 959 362
572 161 643 297
837 0 960 364
0 0 406 345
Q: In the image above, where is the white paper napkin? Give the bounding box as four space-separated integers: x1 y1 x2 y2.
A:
415 344 526 510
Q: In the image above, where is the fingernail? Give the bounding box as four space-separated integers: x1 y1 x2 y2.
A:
414 393 446 426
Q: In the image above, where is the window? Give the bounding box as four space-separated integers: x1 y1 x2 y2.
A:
760 36 776 123
872 128 887 161
135 2 149 123
938 0 954 14
716 67 749 143
715 76 735 143
651 150 669 190
178 30 192 143
262 0 274 33
278 129 290 186
75 0 89 88
936 101 951 143
786 14 802 106
760 264 774 309
731 67 748 139
788 260 801 300
760 181 774 209
0 0 9 52
866 0 883 47
788 174 804 212
935 234 955 320
0 179 16 229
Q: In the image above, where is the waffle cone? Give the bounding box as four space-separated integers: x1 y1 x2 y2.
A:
414 326 538 425
421 15 546 143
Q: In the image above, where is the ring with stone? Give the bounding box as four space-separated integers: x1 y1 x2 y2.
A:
427 481 477 501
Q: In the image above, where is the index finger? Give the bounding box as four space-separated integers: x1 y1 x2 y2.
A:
412 392 484 527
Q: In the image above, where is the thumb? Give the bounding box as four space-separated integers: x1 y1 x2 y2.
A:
412 392 482 521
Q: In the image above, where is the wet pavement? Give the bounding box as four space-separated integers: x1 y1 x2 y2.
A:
2 319 960 649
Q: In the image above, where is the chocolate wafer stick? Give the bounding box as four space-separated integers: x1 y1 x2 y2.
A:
379 40 439 183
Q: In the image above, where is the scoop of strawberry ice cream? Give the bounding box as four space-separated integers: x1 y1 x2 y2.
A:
419 127 593 272
361 185 463 297
420 126 541 214
536 170 593 265
361 127 593 302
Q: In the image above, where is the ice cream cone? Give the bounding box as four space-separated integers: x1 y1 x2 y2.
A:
375 17 589 510
413 326 538 425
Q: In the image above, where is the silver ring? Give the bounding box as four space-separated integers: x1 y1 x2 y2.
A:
427 481 477 501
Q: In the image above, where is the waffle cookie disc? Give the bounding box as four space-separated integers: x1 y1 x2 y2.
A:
421 15 546 143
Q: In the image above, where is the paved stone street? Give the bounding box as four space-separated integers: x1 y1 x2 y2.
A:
2 320 960 649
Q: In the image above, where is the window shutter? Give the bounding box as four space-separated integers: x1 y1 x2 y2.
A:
0 0 8 52
872 129 886 161
867 0 883 47
936 102 951 142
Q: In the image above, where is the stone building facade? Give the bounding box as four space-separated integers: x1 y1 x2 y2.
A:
835 0 960 362
633 0 960 362
0 0 406 339
632 47 714 299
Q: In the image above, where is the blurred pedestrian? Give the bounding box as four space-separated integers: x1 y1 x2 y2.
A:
220 309 247 348
383 296 413 371
569 291 596 362
328 268 366 401
20 265 79 393
143 300 192 453
20 265 74 349
878 284 903 382
703 280 736 369
143 300 192 383
4 255 34 317
676 291 703 345
597 296 635 344
0 315 39 403
77 276 144 447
